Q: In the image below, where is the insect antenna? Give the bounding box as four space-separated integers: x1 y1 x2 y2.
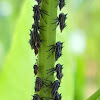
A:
46 45 55 59
47 50 55 59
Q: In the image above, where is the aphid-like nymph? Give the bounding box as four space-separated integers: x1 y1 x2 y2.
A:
59 0 65 10
56 0 65 10
56 64 63 82
33 65 39 75
35 77 43 92
55 42 63 61
44 80 60 99
53 13 67 32
47 64 63 81
33 5 48 24
29 29 41 55
51 80 60 99
29 30 36 50
47 41 63 61
54 92 61 100
32 94 40 100
32 94 51 100
36 0 42 5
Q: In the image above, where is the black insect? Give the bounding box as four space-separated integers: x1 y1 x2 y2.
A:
55 42 63 61
53 13 67 32
32 24 46 39
35 77 49 92
33 64 42 75
29 29 41 55
35 77 43 92
51 80 60 99
47 64 63 81
33 5 48 24
32 94 51 100
36 34 41 48
41 80 61 100
32 24 38 34
43 80 60 100
56 64 63 82
33 65 39 75
57 0 65 10
34 47 38 55
47 41 63 61
32 94 40 100
32 23 45 32
32 25 42 49
36 0 48 5
30 25 41 44
44 80 60 99
29 30 36 50
36 0 42 5
33 5 40 23
33 15 39 26
54 92 62 100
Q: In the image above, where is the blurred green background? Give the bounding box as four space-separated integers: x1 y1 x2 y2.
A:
0 0 100 100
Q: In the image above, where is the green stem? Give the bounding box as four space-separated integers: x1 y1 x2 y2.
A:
37 0 57 98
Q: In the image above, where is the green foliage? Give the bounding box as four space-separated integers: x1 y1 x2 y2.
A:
74 56 85 100
87 89 100 100
0 0 34 100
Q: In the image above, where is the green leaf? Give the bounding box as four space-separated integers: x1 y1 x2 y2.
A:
0 0 35 100
87 89 100 100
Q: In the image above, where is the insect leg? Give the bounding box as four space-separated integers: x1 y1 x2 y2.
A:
47 68 55 74
47 69 54 74
47 49 55 59
46 46 55 52
52 22 59 31
40 13 47 24
41 10 49 16
46 72 54 80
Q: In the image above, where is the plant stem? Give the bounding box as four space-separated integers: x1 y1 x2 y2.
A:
37 0 57 98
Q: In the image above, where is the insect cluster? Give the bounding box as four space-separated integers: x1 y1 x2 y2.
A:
29 0 67 100
29 0 48 55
